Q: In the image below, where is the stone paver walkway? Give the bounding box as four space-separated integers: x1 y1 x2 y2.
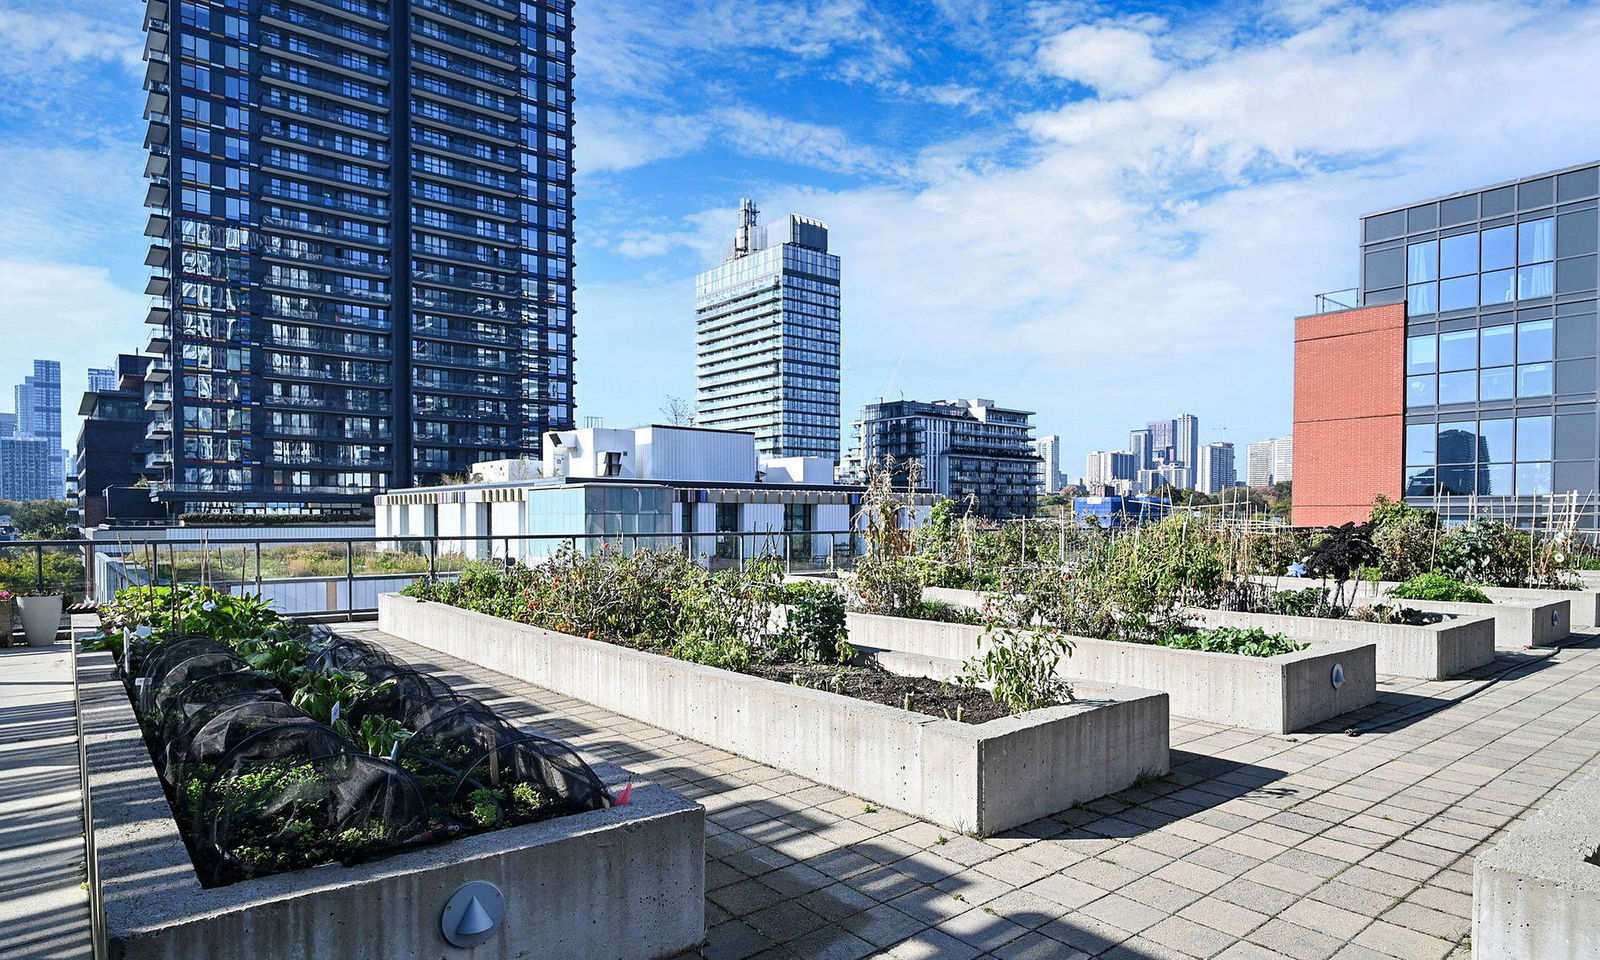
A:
0 642 91 960
371 627 1600 958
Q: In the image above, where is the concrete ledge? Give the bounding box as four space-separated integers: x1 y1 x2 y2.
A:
1374 595 1570 649
1259 574 1600 630
844 612 1376 735
1474 769 1600 959
79 648 705 960
1189 607 1494 680
380 595 1170 837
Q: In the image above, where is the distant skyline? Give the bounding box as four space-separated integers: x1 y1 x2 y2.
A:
5 1 1600 463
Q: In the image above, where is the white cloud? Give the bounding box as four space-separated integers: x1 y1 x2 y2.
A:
1036 20 1169 97
0 7 143 80
580 0 1600 464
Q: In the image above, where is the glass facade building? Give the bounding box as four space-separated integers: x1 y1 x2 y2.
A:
849 398 1039 519
141 0 575 513
1360 162 1600 524
13 360 64 499
695 199 842 462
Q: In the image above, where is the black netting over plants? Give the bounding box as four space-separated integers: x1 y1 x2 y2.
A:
397 703 610 832
306 635 395 675
129 636 232 693
149 669 283 748
165 695 299 789
195 721 436 886
342 664 453 728
138 650 249 719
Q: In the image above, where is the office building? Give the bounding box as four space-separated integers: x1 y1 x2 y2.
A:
0 414 14 438
1129 428 1152 470
87 368 118 393
1139 462 1192 493
140 0 576 515
849 398 1039 519
73 355 160 528
1035 434 1061 493
1247 437 1291 487
1146 419 1176 464
1175 413 1199 472
0 436 56 502
378 424 930 566
14 360 63 498
1085 450 1138 489
1294 161 1600 526
695 199 841 462
1196 441 1236 494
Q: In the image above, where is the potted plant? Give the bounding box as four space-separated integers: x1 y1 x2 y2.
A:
16 590 65 647
0 590 13 646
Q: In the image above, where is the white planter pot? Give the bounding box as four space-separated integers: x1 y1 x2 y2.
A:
17 595 63 647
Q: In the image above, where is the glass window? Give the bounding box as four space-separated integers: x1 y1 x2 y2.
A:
1440 195 1478 225
1440 233 1478 278
1437 421 1478 463
1483 463 1513 496
1518 362 1553 397
1438 371 1476 404
1519 319 1553 361
1364 248 1405 289
1438 275 1477 311
1407 205 1438 232
1519 263 1554 299
1482 186 1516 217
1519 178 1554 209
1406 423 1436 465
1407 283 1437 314
1519 219 1555 263
1518 416 1553 460
1517 462 1552 495
1407 241 1437 282
1482 269 1516 305
1557 167 1598 202
1439 329 1476 371
1558 209 1598 257
1437 463 1476 495
1480 366 1514 401
1407 376 1436 407
1406 335 1438 375
1479 419 1514 461
1480 324 1515 365
1405 467 1438 497
1483 226 1515 271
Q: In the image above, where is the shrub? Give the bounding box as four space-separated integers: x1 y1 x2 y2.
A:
1390 573 1491 603
847 552 922 617
903 599 983 625
1158 627 1303 658
1369 497 1438 581
960 625 1074 714
778 582 853 664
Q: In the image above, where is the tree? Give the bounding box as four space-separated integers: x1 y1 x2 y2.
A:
659 395 694 426
0 500 75 540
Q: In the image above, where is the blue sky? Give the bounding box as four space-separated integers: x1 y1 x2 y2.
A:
3 0 1600 476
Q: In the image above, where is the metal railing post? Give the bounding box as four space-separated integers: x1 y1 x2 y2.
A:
254 542 263 599
34 544 44 593
345 540 356 618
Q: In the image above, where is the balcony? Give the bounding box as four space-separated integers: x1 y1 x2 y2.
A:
413 0 517 41
262 329 388 357
410 75 516 120
412 101 519 147
144 146 169 179
260 215 389 249
144 273 170 298
412 188 515 222
145 359 172 384
145 212 169 238
412 15 518 68
260 2 389 52
412 47 518 93
261 184 390 221
258 297 390 331
413 267 520 297
1312 287 1360 314
146 300 170 325
145 84 169 121
258 242 390 276
260 60 390 108
145 449 173 470
144 387 172 411
261 152 391 194
260 120 390 162
412 293 514 322
261 274 392 304
413 344 519 373
144 179 169 210
146 332 172 354
146 417 172 440
259 91 390 136
412 242 516 270
411 133 518 172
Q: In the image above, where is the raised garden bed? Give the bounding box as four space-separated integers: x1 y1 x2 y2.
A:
1364 594 1570 650
1473 767 1600 959
1188 607 1494 680
380 594 1170 836
844 611 1376 734
1260 574 1600 629
81 646 705 960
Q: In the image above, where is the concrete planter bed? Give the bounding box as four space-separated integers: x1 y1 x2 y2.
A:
1188 607 1494 681
1259 574 1600 630
379 594 1170 837
1360 595 1570 650
1474 768 1600 959
80 648 705 960
845 611 1377 734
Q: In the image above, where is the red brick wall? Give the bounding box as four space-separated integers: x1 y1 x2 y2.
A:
1292 302 1406 527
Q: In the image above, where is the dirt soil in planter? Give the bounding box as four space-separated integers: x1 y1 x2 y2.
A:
743 662 1029 724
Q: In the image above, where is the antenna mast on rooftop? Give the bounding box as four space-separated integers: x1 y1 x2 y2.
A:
732 198 760 260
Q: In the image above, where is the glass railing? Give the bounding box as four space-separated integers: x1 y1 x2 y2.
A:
259 92 390 134
412 46 517 91
262 184 391 218
260 215 390 247
261 60 390 106
260 120 391 162
413 0 517 39
412 241 516 268
260 2 389 50
412 15 518 66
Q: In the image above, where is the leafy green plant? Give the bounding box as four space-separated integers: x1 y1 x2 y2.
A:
290 668 375 726
960 625 1074 715
903 599 983 625
1390 573 1491 604
779 582 854 664
1159 627 1304 658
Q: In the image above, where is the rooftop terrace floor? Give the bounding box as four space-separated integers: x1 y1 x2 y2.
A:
345 624 1600 960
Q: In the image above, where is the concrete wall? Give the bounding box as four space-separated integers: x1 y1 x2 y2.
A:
1190 607 1494 681
845 612 1376 734
79 649 706 960
380 596 1170 836
1370 595 1570 649
1257 573 1600 630
1474 768 1600 959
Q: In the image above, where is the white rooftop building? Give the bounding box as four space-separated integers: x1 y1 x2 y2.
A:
377 424 928 569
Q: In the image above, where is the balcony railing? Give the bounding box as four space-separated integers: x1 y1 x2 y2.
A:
1313 288 1360 314
260 1 390 51
261 215 389 248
